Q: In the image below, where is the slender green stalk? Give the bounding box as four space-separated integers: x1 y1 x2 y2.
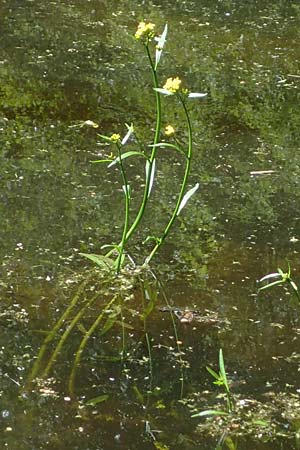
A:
115 142 130 273
25 276 92 386
145 96 193 264
41 292 101 378
68 295 117 395
123 44 161 243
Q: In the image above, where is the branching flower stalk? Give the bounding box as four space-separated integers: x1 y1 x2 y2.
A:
123 35 162 244
80 22 206 273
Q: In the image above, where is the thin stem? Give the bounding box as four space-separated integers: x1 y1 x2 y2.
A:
68 295 117 395
145 96 193 264
25 276 93 387
124 43 161 243
115 142 130 273
41 292 100 378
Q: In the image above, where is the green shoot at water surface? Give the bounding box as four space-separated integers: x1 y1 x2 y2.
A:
259 262 300 306
192 348 234 418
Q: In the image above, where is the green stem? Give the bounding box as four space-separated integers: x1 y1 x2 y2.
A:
68 295 117 395
145 96 193 264
124 43 161 243
25 276 92 387
115 143 130 273
41 292 100 378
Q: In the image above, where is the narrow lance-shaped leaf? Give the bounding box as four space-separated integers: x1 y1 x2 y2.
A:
155 24 168 70
153 88 174 96
91 158 114 164
108 151 146 168
122 184 131 200
259 272 281 282
85 394 109 406
191 410 228 418
177 183 199 216
219 349 229 392
206 366 221 381
121 123 134 146
259 280 285 291
188 92 207 99
145 159 156 198
79 253 114 270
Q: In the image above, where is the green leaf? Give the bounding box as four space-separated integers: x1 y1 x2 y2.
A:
99 317 117 336
91 159 114 164
177 183 199 215
206 366 221 381
290 280 298 292
98 133 113 143
79 253 114 270
258 280 285 291
140 297 155 321
219 349 229 392
188 92 207 99
85 394 109 406
153 88 174 96
155 24 168 70
133 385 144 404
191 409 228 418
108 151 146 168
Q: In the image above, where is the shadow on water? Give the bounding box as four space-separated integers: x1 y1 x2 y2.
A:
2 0 300 449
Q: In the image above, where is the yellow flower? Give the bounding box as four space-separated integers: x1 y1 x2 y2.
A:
163 77 182 93
135 21 155 40
165 125 175 136
110 133 120 143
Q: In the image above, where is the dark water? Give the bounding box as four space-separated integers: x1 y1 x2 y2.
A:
1 0 300 449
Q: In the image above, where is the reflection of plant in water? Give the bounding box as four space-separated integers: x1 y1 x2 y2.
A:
26 266 186 412
259 263 300 306
78 21 206 274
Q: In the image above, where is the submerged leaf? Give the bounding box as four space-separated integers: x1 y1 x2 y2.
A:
85 394 109 406
79 253 114 270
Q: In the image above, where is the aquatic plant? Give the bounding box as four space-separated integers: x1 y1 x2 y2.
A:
259 263 300 306
192 348 233 418
79 22 206 273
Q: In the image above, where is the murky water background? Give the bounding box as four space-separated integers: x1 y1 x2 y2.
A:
1 1 300 449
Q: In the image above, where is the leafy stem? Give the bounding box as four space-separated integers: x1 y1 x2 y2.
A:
115 141 130 273
123 43 162 244
145 95 195 264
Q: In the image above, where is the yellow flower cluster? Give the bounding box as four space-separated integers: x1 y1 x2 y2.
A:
110 133 120 143
165 125 175 136
135 21 155 40
163 77 182 93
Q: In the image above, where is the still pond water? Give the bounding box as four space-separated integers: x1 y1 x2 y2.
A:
1 0 300 449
